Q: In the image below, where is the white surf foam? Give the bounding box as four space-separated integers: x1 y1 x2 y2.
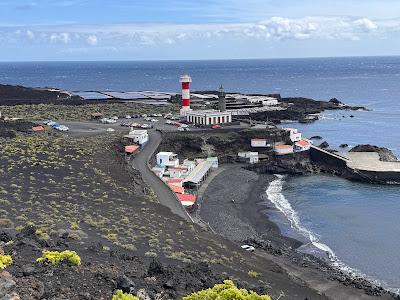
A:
265 174 397 292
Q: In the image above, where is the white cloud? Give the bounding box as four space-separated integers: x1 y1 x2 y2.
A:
50 32 71 44
26 30 35 40
354 18 378 32
2 16 400 49
87 34 98 46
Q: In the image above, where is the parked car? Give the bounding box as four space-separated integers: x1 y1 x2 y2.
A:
212 125 222 129
43 120 53 125
100 118 117 124
150 119 159 122
106 128 115 132
125 115 132 119
241 245 255 252
55 125 69 132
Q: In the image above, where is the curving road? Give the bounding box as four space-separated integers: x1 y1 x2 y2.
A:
133 130 190 221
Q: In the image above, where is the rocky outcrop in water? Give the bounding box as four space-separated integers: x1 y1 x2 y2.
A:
350 145 398 162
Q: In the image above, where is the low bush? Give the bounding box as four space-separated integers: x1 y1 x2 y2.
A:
112 290 139 300
183 280 271 300
0 255 13 269
248 270 260 278
36 250 81 266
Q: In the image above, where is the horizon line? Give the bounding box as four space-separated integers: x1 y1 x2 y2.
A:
0 54 399 63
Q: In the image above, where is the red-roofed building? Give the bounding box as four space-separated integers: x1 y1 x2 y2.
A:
166 178 184 187
176 193 197 208
125 145 140 154
32 126 45 132
168 184 184 194
274 144 294 155
294 139 311 152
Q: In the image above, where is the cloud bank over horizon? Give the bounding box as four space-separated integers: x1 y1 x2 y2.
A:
1 0 400 60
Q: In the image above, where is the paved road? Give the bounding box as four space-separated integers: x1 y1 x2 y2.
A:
133 130 190 221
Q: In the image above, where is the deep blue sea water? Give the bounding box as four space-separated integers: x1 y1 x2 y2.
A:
1 57 400 291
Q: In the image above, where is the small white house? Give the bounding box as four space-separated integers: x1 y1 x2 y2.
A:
294 139 311 152
206 157 219 169
251 139 269 148
128 130 149 146
285 128 302 142
156 152 179 167
169 165 188 178
275 144 294 155
182 159 196 172
238 152 259 164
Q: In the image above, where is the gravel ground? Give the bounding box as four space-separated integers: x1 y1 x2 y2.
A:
199 165 299 248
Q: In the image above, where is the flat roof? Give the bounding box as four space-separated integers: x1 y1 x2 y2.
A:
183 161 213 184
130 130 147 135
157 152 175 156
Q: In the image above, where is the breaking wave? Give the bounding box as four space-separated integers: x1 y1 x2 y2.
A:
265 174 395 292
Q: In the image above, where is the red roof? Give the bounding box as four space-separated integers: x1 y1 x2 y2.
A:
168 184 184 194
171 166 188 171
32 126 45 132
167 178 184 183
176 193 197 205
125 145 140 153
275 144 293 149
296 139 310 147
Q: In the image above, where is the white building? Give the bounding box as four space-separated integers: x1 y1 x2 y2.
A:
275 144 294 155
182 159 196 172
156 152 179 167
169 165 189 178
294 139 311 152
206 157 219 169
186 110 232 125
128 130 149 146
251 139 270 148
285 128 302 142
238 152 259 164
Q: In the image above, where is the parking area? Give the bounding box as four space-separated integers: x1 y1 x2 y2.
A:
38 115 184 136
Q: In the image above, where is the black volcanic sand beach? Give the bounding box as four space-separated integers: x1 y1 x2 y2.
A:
199 165 299 248
199 165 397 299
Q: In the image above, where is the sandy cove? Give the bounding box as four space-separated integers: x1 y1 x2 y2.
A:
197 164 397 299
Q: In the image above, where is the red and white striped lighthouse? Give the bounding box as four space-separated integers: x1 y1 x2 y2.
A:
179 74 192 116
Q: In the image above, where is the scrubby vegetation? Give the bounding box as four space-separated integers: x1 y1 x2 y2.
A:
0 102 178 121
36 250 81 266
112 290 139 300
183 280 271 300
0 254 13 269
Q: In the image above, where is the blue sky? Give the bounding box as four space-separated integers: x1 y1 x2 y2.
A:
0 0 400 61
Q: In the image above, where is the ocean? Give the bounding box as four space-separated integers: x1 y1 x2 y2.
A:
1 57 400 291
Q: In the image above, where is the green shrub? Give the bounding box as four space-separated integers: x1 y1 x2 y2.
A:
183 280 271 300
112 290 138 300
36 250 81 266
248 270 260 278
0 255 13 269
